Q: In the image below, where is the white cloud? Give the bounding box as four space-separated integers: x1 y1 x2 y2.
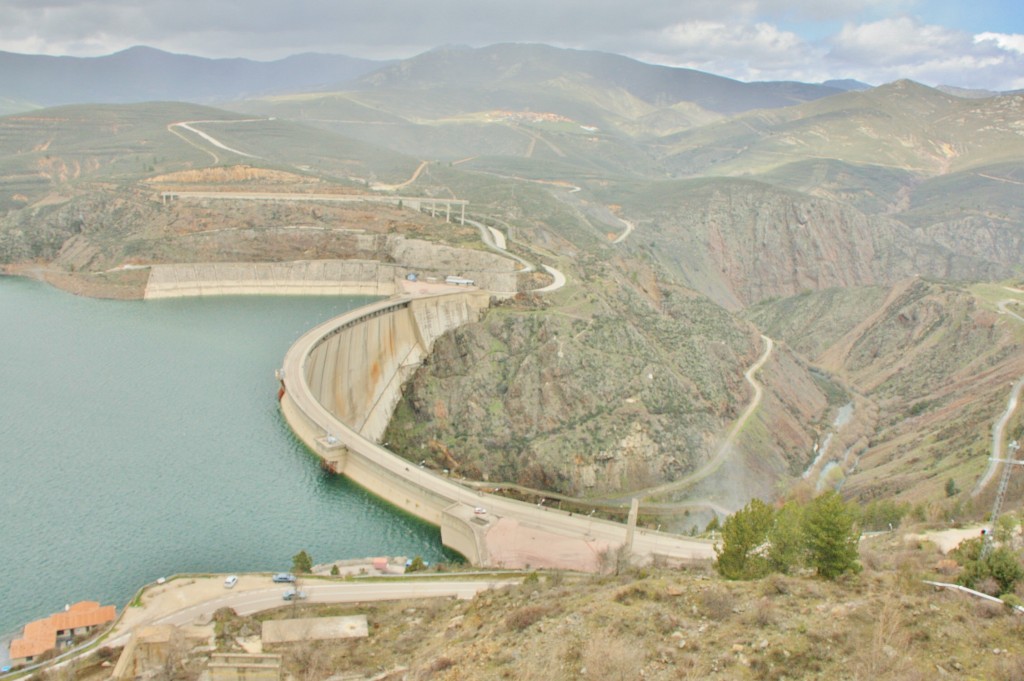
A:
629 20 820 81
821 17 1024 90
975 32 1024 55
829 17 963 65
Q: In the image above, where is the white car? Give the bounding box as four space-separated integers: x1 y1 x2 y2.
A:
224 575 238 589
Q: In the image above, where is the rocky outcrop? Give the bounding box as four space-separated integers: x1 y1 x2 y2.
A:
622 180 1010 309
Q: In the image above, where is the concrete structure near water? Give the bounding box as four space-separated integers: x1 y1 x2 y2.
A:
277 290 715 571
261 616 368 645
145 260 398 299
143 251 519 300
138 251 711 571
111 624 214 680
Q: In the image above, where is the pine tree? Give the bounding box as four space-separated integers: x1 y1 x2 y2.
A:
292 549 313 574
768 500 804 574
802 491 861 579
714 498 775 579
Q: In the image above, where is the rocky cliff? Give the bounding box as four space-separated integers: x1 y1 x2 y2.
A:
613 179 1011 310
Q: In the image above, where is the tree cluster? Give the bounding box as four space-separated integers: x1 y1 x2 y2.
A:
714 491 861 580
951 536 1024 596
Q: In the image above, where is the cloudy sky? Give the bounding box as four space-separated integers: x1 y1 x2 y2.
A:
3 0 1023 90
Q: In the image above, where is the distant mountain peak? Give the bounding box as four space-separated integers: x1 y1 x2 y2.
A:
0 47 388 112
821 79 873 92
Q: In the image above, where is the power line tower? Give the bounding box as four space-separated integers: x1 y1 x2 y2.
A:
983 439 1021 555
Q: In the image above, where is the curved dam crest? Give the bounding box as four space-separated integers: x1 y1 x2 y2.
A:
278 289 715 571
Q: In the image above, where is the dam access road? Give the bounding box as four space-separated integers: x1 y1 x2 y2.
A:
278 290 715 572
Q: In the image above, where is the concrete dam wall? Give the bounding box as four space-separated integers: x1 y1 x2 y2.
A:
144 261 400 299
143 240 520 300
279 291 715 571
278 292 494 564
303 293 488 443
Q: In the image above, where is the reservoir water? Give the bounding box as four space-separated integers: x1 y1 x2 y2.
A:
0 277 454 635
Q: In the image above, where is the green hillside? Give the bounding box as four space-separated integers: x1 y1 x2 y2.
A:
660 81 1024 177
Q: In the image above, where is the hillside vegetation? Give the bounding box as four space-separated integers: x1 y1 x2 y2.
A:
87 541 1024 681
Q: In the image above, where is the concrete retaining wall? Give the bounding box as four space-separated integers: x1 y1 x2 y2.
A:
144 261 399 299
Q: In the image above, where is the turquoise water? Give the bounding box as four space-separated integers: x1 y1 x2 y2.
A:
0 277 455 635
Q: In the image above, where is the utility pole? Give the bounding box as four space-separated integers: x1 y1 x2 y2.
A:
991 440 1021 523
983 440 1021 556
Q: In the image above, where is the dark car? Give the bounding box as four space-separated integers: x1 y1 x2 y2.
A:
272 572 296 583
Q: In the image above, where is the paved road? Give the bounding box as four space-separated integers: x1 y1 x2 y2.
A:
167 119 265 163
637 335 774 503
973 298 1024 495
106 579 516 649
997 298 1024 324
974 375 1024 495
462 217 566 294
612 217 635 244
536 264 567 293
371 160 429 191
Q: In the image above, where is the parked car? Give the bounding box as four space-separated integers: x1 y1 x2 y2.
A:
224 575 238 589
272 572 296 583
282 589 307 601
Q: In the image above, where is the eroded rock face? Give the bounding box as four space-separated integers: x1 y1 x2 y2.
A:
625 181 1010 310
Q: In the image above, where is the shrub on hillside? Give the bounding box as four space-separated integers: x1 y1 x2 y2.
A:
953 538 1024 595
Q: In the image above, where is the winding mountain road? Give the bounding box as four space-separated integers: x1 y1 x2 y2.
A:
973 298 1024 495
637 334 774 503
612 217 635 244
974 376 1024 495
167 119 265 163
460 334 774 516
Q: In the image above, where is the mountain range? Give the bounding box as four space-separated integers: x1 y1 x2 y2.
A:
0 46 386 112
0 43 864 117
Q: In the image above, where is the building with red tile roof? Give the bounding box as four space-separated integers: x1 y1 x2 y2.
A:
9 601 116 664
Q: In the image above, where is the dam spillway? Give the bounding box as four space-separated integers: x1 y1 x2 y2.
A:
278 290 715 571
